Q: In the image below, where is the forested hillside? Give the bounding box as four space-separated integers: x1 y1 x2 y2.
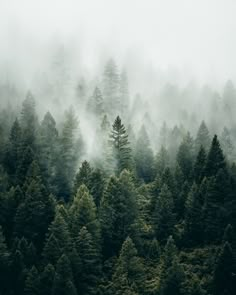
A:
0 58 236 295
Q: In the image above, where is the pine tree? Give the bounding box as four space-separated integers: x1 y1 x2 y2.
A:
112 237 144 294
20 91 38 149
54 107 80 200
195 121 210 152
24 266 40 295
159 236 178 287
39 263 55 295
152 184 176 243
100 170 138 257
103 59 119 114
213 242 236 295
14 162 55 250
52 254 77 295
193 146 206 183
87 86 104 117
134 125 155 183
75 227 101 295
155 146 170 176
73 161 92 193
205 135 226 177
184 183 203 246
39 111 58 190
0 226 10 294
203 169 230 243
109 116 132 174
69 185 100 243
221 127 234 161
43 210 71 265
176 132 194 180
160 260 185 295
3 118 22 183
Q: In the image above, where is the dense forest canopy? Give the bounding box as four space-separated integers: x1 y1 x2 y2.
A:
1 0 236 294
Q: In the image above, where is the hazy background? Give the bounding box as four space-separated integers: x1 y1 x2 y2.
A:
1 0 236 90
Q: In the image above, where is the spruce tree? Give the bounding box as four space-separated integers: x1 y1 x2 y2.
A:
213 242 236 295
112 237 144 294
195 121 210 152
205 135 226 177
193 145 206 183
109 116 132 174
39 263 55 295
24 266 40 295
134 125 155 183
43 209 71 265
75 227 101 295
184 183 203 246
152 184 176 243
100 170 138 257
52 254 77 295
69 184 100 243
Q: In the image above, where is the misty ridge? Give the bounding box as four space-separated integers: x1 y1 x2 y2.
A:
1 43 236 169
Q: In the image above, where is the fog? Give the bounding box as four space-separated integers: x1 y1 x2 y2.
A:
1 0 236 164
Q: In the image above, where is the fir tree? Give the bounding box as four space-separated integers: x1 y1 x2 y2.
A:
39 264 55 295
24 266 40 295
195 121 210 152
213 242 236 295
205 135 226 177
75 227 101 295
134 125 155 183
152 184 176 243
112 237 144 294
100 170 138 257
52 254 77 295
109 116 132 174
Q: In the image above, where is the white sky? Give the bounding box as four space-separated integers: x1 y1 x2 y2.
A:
1 0 236 85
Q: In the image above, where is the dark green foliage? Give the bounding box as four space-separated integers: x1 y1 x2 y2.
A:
75 227 101 295
1 95 236 295
111 237 145 294
193 146 206 183
109 116 132 174
152 184 176 243
3 118 22 183
212 242 236 295
43 209 71 265
52 254 77 295
134 125 155 183
24 266 40 295
176 132 194 180
14 163 55 250
184 183 203 246
205 135 226 177
69 185 100 243
39 264 55 295
100 170 138 257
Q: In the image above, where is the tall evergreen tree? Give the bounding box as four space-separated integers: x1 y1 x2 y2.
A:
134 125 155 183
152 184 176 243
111 237 144 294
212 242 236 295
69 184 100 243
109 116 132 174
52 254 77 295
195 121 210 152
100 170 138 257
205 135 226 177
75 227 101 295
103 59 119 114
